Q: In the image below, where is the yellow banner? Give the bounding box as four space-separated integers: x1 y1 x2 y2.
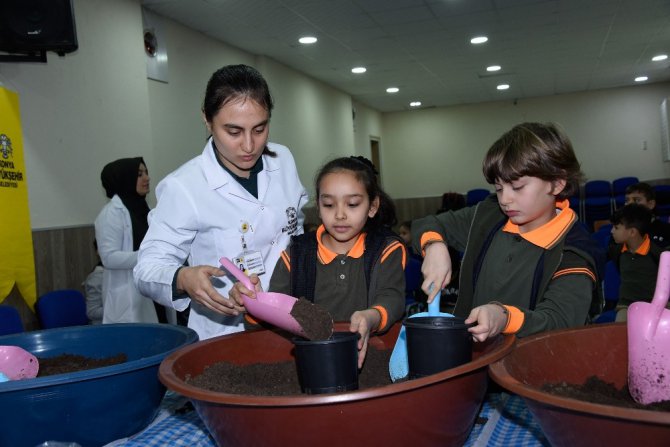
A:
0 87 36 309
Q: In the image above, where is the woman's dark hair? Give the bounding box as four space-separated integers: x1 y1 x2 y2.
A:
202 64 275 156
315 156 397 230
482 122 583 200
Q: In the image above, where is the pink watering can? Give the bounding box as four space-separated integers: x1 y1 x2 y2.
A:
627 250 670 405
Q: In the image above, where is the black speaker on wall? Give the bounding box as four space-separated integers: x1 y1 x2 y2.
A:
0 0 78 56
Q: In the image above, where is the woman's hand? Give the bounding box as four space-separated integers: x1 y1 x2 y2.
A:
350 309 381 368
465 304 508 342
176 265 247 315
421 242 452 303
228 274 263 303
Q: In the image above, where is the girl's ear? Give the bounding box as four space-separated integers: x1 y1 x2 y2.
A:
368 196 380 218
202 112 211 134
551 179 567 196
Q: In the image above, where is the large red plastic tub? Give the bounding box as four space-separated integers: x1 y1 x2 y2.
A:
160 322 514 446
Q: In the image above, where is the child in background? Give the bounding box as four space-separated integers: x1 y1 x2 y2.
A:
412 122 604 342
609 203 663 322
624 182 670 248
83 239 104 324
231 156 406 366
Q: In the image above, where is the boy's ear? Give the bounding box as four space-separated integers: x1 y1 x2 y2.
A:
551 179 567 196
368 196 380 218
648 199 657 210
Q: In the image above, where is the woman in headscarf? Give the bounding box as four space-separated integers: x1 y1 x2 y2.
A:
94 157 160 323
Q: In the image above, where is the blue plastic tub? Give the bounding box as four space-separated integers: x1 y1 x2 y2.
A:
0 323 198 447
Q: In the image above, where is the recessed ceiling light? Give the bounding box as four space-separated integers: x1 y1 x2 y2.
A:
351 67 366 74
386 87 399 93
410 101 422 107
298 36 317 44
497 84 510 90
486 65 501 72
470 36 488 44
635 76 648 82
652 54 668 62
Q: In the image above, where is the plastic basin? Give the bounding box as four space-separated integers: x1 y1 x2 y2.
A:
489 323 670 447
159 322 514 446
0 323 198 447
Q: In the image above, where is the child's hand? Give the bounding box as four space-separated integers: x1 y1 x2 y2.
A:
350 309 381 368
421 242 452 303
227 274 263 307
465 304 508 342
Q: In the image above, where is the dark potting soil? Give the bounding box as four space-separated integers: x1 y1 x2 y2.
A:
187 346 393 395
290 297 334 341
36 353 128 377
542 375 670 411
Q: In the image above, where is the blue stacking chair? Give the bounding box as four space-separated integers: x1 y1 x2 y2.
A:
612 176 638 209
591 223 612 251
404 256 422 308
0 304 24 335
594 261 620 323
465 188 490 207
35 289 89 329
583 180 612 232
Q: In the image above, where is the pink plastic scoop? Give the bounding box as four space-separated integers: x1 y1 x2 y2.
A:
220 257 309 338
0 345 39 381
627 250 670 405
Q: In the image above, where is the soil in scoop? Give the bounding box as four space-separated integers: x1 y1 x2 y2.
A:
36 353 128 377
188 347 394 395
542 376 670 411
290 297 333 341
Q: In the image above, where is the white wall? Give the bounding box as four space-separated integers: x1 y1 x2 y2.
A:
0 0 367 228
3 0 669 228
0 0 152 229
381 82 670 199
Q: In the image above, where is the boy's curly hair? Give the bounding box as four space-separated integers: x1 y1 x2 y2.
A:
482 122 583 200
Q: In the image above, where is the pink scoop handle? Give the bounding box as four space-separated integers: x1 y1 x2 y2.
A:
651 252 670 313
220 257 253 290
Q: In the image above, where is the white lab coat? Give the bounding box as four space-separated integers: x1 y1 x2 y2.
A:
95 195 159 324
134 140 308 340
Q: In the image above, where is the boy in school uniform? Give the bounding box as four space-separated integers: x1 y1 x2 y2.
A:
609 203 664 322
624 182 670 248
412 122 605 342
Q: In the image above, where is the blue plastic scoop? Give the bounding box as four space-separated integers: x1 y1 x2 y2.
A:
389 289 453 381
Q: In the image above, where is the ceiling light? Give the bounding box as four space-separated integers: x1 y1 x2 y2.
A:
497 84 510 90
470 36 488 44
652 54 668 62
298 36 317 44
386 87 399 93
410 101 422 107
486 65 501 72
351 67 366 74
635 76 648 82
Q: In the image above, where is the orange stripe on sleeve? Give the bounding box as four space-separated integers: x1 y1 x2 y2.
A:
244 313 261 326
372 305 388 332
502 305 524 334
380 241 406 268
420 231 444 257
552 267 595 282
280 251 291 272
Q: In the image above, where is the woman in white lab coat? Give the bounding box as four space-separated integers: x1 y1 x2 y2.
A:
134 64 308 340
95 157 159 324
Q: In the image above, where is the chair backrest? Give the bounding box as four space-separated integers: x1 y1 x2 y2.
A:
612 176 639 196
404 256 422 305
465 188 490 207
584 180 612 198
603 261 620 303
0 304 24 335
36 289 89 329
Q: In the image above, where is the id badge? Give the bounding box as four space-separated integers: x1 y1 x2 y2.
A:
233 250 266 276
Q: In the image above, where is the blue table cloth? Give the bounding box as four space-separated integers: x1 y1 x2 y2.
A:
106 391 549 447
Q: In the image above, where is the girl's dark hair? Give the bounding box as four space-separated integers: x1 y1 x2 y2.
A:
315 156 397 230
202 64 276 156
482 122 583 200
